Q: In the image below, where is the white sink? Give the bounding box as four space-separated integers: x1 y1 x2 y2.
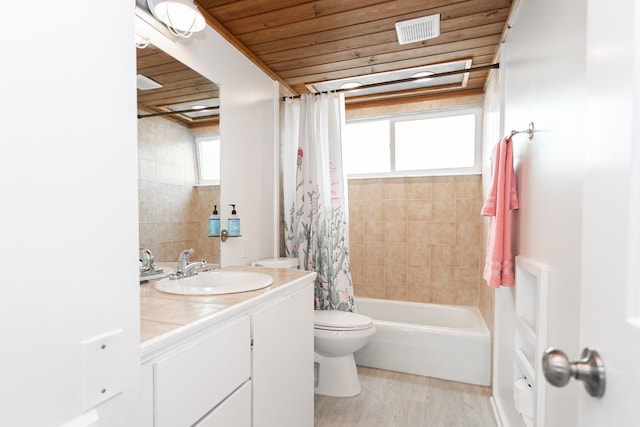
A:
154 271 274 295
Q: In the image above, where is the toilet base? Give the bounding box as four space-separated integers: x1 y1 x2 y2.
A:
314 352 361 397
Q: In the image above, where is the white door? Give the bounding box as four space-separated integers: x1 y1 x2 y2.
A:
569 0 640 424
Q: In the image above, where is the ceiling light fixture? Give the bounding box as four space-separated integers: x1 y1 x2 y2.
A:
135 34 150 49
339 82 363 91
411 71 435 82
147 0 206 39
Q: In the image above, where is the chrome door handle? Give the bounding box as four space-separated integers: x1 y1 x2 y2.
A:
542 347 605 397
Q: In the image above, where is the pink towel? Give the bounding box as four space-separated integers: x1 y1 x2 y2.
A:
482 137 519 287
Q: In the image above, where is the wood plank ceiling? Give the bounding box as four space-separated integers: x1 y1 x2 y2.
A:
197 0 513 104
137 44 220 127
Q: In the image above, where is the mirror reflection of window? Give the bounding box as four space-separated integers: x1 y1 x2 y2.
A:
196 135 221 185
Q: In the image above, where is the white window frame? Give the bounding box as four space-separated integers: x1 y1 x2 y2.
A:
194 134 220 186
344 106 483 179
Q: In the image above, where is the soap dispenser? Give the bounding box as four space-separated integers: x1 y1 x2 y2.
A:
228 204 241 236
208 205 220 236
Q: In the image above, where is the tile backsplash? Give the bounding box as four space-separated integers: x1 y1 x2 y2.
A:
349 175 484 306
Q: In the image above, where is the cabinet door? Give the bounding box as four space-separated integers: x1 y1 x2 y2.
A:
155 317 251 427
196 381 251 427
252 284 314 427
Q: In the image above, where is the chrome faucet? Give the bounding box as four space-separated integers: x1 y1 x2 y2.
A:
139 247 163 277
171 248 207 279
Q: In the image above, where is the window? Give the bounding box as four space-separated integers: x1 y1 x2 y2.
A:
195 135 220 185
342 107 481 177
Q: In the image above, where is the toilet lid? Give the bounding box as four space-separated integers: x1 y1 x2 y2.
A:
314 310 373 331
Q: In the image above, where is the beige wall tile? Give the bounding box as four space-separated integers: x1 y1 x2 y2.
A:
454 289 479 306
349 199 364 222
431 222 456 245
385 221 407 242
385 178 406 200
385 199 407 220
432 199 456 221
345 175 484 308
432 176 456 199
350 221 364 243
454 244 480 268
408 243 431 267
455 175 482 198
364 221 386 243
362 285 385 299
407 199 433 221
364 263 385 286
406 177 432 199
456 222 482 245
408 221 432 244
453 267 481 290
363 202 386 221
385 287 407 301
384 243 408 265
364 243 385 264
456 198 483 223
430 288 455 305
431 245 454 266
407 266 430 287
363 180 386 200
431 266 454 288
407 286 430 303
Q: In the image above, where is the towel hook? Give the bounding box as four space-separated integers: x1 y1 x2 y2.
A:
510 122 535 140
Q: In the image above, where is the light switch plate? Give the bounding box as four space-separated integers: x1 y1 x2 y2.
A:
81 329 124 411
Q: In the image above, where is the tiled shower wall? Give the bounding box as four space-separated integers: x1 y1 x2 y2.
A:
348 175 484 306
138 116 220 264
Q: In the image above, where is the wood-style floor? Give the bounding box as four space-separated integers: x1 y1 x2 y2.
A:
314 367 497 427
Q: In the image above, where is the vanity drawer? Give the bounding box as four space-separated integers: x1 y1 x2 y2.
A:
195 381 252 427
155 317 251 427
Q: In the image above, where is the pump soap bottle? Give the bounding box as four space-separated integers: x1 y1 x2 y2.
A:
208 205 220 236
228 204 241 236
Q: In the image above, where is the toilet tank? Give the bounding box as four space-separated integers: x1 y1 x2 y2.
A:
251 257 300 269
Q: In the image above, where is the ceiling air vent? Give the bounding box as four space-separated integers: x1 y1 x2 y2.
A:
395 14 440 45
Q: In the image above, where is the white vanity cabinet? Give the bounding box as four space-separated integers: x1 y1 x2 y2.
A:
252 284 314 427
154 316 251 427
141 272 315 427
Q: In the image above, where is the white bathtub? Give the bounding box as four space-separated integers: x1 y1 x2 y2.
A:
354 297 491 386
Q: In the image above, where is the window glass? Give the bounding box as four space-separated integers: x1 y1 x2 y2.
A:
343 120 390 174
342 108 480 177
395 114 476 171
196 136 220 184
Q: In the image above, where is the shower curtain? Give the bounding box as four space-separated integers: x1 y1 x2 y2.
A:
282 93 355 312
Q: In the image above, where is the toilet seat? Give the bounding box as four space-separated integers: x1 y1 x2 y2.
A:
314 310 373 331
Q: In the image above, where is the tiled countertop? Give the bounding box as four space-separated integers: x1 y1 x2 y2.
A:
140 265 315 355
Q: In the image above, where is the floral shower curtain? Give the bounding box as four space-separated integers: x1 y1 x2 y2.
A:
282 93 355 312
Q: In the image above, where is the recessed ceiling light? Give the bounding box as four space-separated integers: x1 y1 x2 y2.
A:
190 105 207 110
411 71 435 82
339 82 363 90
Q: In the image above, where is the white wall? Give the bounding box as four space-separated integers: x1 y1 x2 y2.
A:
0 4 278 425
136 10 278 266
491 0 587 426
0 2 140 426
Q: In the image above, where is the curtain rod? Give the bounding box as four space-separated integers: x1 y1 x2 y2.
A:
282 63 500 101
138 106 219 119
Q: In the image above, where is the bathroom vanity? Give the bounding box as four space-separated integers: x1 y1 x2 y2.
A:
140 266 315 427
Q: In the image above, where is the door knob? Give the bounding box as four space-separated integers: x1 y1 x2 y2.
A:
541 347 605 397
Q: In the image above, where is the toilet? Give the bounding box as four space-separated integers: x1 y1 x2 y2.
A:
252 257 376 397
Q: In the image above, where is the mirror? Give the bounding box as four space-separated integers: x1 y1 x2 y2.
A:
136 43 220 267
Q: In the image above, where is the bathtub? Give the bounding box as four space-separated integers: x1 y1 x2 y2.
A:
353 297 491 386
